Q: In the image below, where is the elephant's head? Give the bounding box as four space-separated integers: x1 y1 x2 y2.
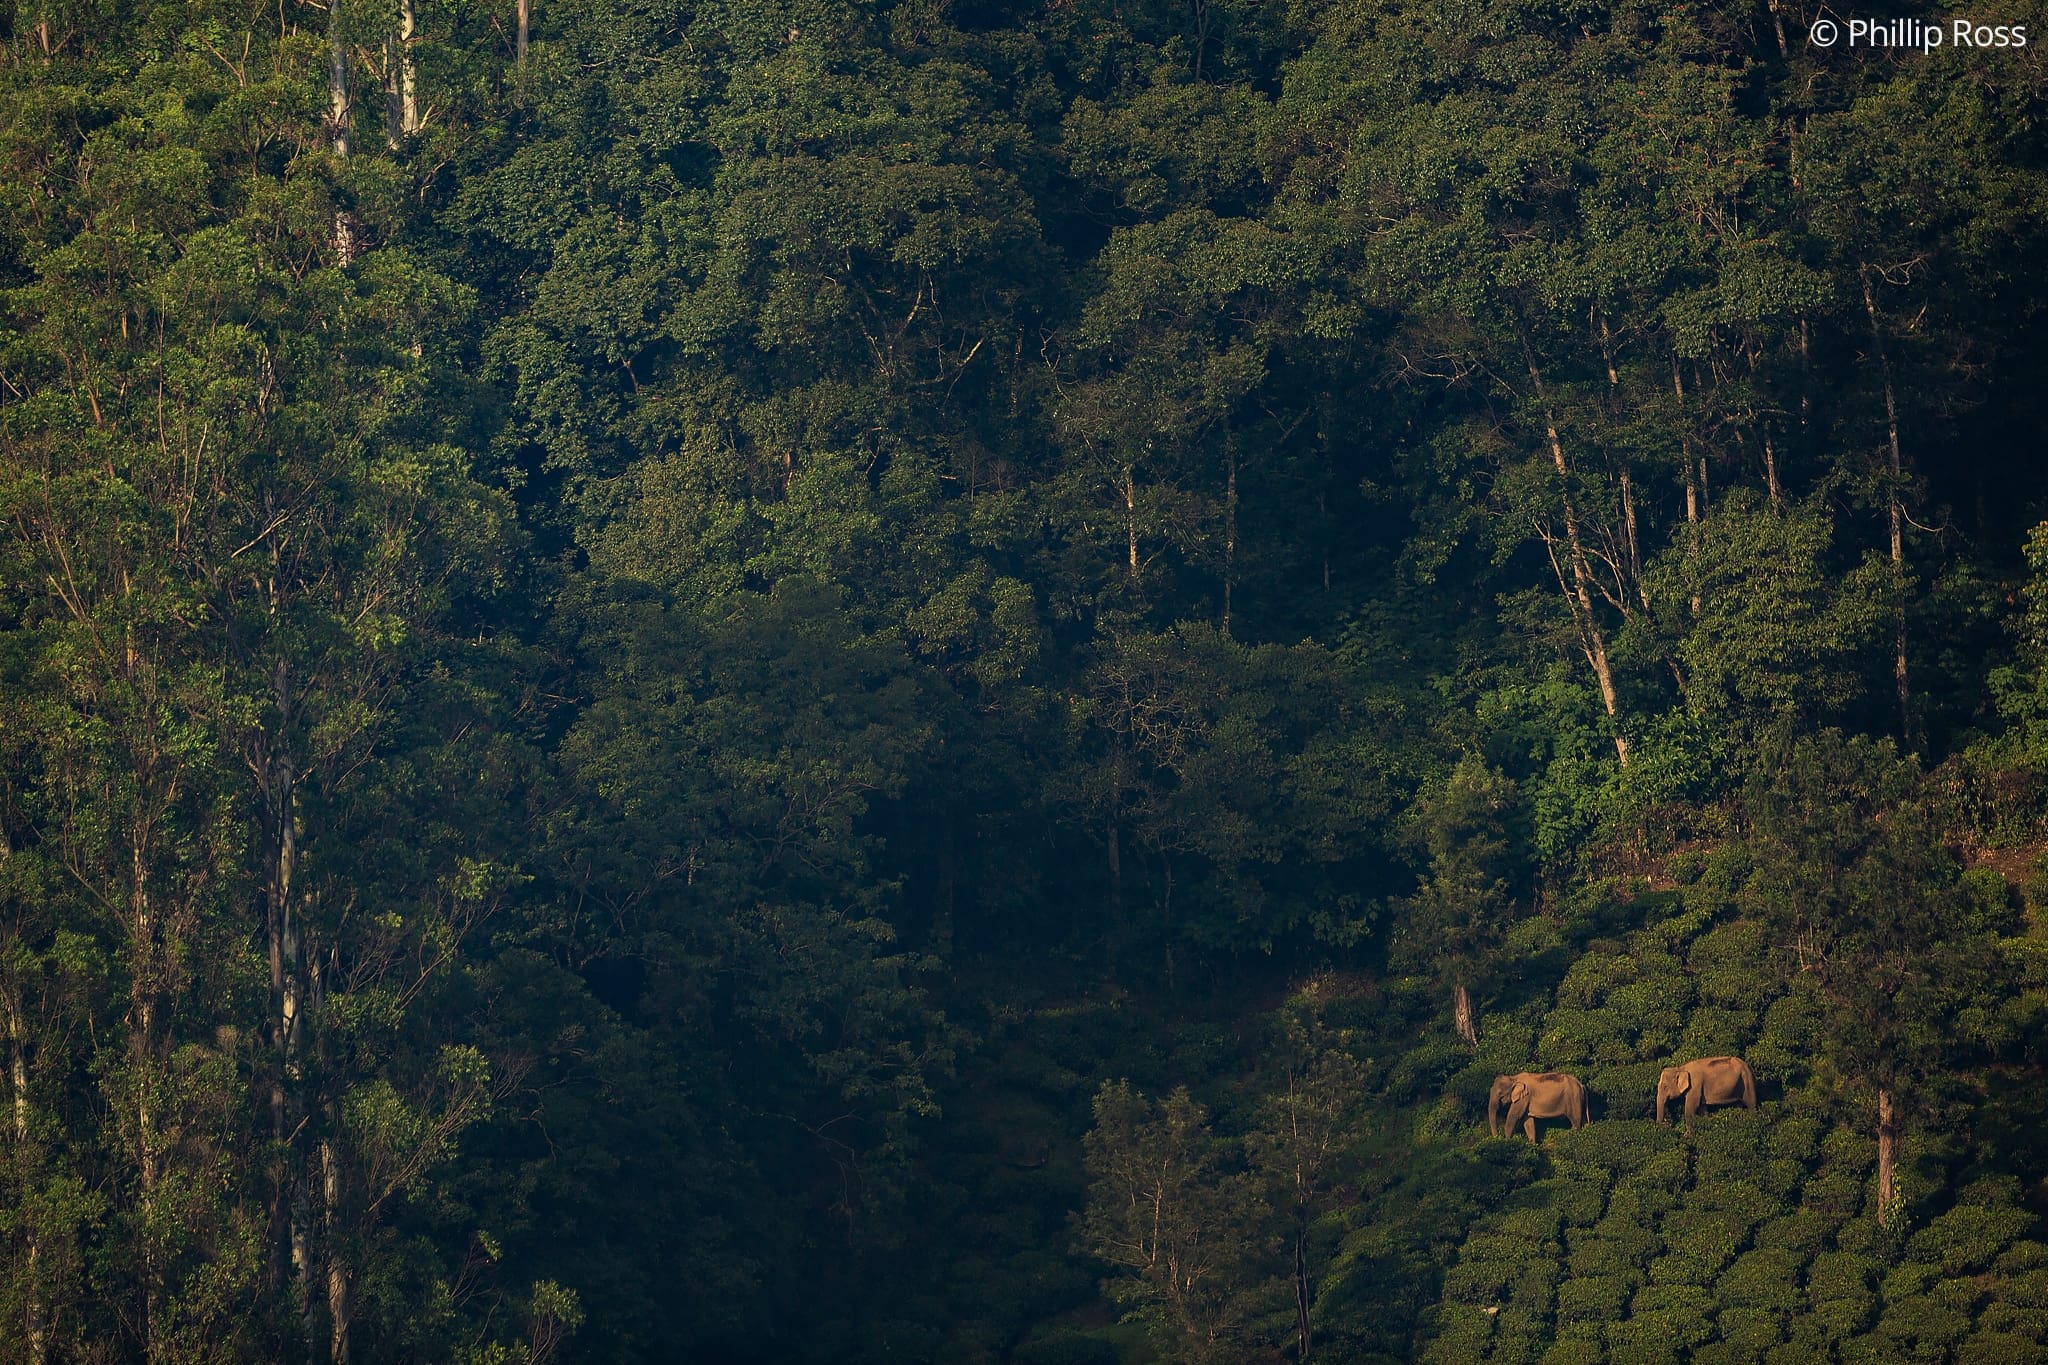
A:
1654 1066 1688 1126
1486 1075 1521 1136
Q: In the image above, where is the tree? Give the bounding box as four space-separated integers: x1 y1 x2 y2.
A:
1743 730 2002 1226
1078 1081 1267 1362
1245 1005 1367 1363
1389 756 1522 1046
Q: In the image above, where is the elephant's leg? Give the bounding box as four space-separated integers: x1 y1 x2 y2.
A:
1684 1089 1701 1132
1524 1115 1538 1142
1505 1099 1530 1140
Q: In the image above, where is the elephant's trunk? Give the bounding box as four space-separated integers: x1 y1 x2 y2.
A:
1654 1083 1671 1126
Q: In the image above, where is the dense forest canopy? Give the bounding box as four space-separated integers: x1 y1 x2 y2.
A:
3 0 2048 1359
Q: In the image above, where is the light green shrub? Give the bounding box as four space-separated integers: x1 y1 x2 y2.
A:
1809 1295 1876 1338
1584 1068 1666 1123
1509 1265 1559 1315
1691 1178 1779 1229
1542 1008 1637 1067
1607 1182 1683 1225
1752 1211 1833 1256
1586 1217 1663 1267
1548 1175 1610 1227
1803 1170 1868 1221
2000 1269 2048 1308
1957 1333 2048 1365
1960 1175 2027 1208
1443 1258 1516 1305
1541 1321 1606 1364
1687 1343 1758 1365
1930 1276 1989 1316
1762 1344 1820 1365
1808 1252 1881 1302
1558 1276 1632 1324
1976 1302 2048 1338
1679 1006 1760 1058
1419 1303 1498 1363
1750 990 1827 1082
1754 1158 1806 1203
1499 1317 1540 1358
1465 1232 1553 1265
1558 955 1622 1009
1649 1244 1735 1288
1765 1116 1823 1165
1568 1236 1651 1281
1773 1316 1834 1360
1608 1308 1710 1363
1630 1146 1693 1193
1832 1214 1886 1257
1995 1242 2048 1275
1715 1306 1788 1351
1632 1283 1715 1319
1871 1293 1972 1352
1654 1220 1740 1289
1497 1206 1568 1243
1819 1129 1877 1175
1881 1263 1941 1302
1550 1119 1669 1174
1688 922 1772 1009
1718 1248 1806 1314
1908 1204 2034 1276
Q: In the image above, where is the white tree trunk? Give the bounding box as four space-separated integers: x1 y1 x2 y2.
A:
328 0 357 264
1876 1086 1899 1228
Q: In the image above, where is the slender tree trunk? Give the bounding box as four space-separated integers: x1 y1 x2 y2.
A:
1799 318 1812 429
1743 345 1785 514
1105 726 1125 968
1524 342 1629 766
1595 315 1650 613
1762 420 1783 513
258 671 322 1356
129 834 163 1360
1675 358 1702 617
398 0 419 135
1875 1087 1898 1227
1452 981 1478 1047
1619 469 1646 608
327 0 356 264
4 984 44 1365
1294 1215 1313 1362
323 1115 349 1363
385 0 419 148
265 743 294 1288
516 0 529 68
1123 467 1139 582
1861 265 1909 741
1222 439 1237 639
297 953 324 1362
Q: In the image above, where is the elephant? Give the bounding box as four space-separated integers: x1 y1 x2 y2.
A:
1487 1072 1591 1141
1655 1057 1758 1129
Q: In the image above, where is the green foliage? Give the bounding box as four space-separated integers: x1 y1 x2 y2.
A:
2 0 2047 1354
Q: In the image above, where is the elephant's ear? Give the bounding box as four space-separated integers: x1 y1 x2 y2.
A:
1676 1069 1692 1094
1510 1082 1529 1102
